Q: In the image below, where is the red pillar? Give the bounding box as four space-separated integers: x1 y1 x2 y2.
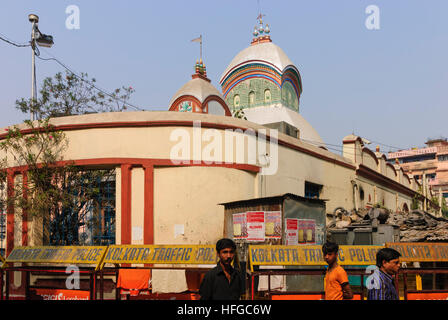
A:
6 169 15 256
120 164 132 245
143 164 154 245
21 170 28 246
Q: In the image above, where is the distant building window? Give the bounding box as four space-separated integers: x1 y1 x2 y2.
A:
249 91 255 106
264 89 271 103
233 95 240 108
305 181 322 199
401 154 436 163
438 155 448 162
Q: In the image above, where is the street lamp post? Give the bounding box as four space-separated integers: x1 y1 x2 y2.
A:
29 14 38 121
28 14 54 121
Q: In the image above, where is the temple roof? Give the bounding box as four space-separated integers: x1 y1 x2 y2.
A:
220 41 294 82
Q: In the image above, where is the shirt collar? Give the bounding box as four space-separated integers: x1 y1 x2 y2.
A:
379 269 394 281
217 262 235 275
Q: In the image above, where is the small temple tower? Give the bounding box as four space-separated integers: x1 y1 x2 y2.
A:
169 59 231 116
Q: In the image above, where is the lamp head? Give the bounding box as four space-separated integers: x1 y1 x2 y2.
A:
28 14 39 24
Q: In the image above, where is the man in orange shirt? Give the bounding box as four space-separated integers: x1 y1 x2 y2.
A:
322 242 353 300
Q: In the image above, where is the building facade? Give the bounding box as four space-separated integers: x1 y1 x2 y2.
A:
388 138 448 215
0 18 433 294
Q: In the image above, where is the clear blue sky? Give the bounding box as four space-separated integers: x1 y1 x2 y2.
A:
1 0 447 154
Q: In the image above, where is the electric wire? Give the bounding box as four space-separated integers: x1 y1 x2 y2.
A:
0 33 31 47
1 29 143 112
35 48 144 111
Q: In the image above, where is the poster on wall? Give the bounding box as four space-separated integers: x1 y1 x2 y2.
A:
246 211 265 242
285 218 299 245
298 219 316 244
265 211 282 239
232 213 247 239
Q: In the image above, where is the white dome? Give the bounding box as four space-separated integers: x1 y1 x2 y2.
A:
220 41 294 82
169 77 224 106
242 105 325 146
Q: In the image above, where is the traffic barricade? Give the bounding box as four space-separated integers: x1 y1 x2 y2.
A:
386 242 448 300
247 244 383 300
2 246 107 300
248 243 448 300
98 244 217 300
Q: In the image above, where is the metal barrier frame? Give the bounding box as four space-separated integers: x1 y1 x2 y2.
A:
247 268 370 300
247 267 448 300
2 265 100 300
400 268 448 300
99 265 212 300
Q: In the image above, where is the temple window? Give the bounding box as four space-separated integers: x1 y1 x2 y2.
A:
264 89 271 103
249 91 255 106
233 95 240 107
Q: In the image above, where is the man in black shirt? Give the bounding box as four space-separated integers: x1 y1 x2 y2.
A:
199 238 244 300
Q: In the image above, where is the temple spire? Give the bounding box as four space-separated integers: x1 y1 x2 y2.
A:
251 12 271 45
191 35 203 62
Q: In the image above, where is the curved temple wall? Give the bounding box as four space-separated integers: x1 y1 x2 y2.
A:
0 111 429 293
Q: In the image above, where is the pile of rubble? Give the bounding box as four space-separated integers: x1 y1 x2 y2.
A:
387 210 448 242
327 207 448 242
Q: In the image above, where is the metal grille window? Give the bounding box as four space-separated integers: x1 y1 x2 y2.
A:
44 169 116 246
305 181 323 199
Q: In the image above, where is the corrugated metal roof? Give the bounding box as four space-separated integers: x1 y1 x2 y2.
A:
219 193 327 207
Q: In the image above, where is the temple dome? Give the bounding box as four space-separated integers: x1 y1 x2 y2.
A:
169 77 224 107
220 41 294 82
169 61 231 116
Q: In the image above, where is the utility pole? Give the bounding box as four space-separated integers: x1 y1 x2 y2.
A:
29 14 39 121
28 14 54 121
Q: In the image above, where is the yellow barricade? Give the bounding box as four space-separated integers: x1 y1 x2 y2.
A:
385 242 448 262
249 245 383 271
101 244 217 268
4 246 107 270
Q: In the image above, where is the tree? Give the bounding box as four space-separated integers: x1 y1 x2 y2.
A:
231 108 247 120
431 195 448 217
1 71 133 245
15 70 135 119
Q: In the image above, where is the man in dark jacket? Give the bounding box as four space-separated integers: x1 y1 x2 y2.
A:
199 238 244 300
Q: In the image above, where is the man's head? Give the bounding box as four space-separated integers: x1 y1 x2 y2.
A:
322 241 339 266
376 248 401 275
216 238 236 267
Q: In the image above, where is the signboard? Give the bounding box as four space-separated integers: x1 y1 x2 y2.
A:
5 246 107 269
233 213 247 240
298 219 316 244
265 211 282 239
102 245 217 266
32 288 90 300
233 211 281 241
249 245 383 269
385 242 448 262
246 211 265 242
285 219 298 245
